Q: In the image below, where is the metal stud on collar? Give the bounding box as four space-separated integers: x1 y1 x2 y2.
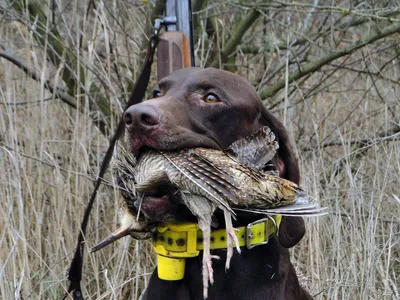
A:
246 216 277 250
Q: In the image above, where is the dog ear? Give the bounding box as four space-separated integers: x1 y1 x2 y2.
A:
277 216 306 248
258 107 305 248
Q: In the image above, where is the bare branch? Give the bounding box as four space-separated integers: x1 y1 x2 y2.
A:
0 143 115 188
301 126 400 152
12 0 117 135
245 2 400 23
0 50 77 108
332 211 400 225
275 8 400 50
260 22 400 100
326 63 400 85
0 96 55 105
209 9 261 68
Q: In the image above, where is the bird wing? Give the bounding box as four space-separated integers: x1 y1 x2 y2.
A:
188 148 269 193
161 151 236 215
226 126 279 170
184 149 241 205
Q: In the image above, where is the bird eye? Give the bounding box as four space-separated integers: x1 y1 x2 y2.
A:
203 93 220 103
153 89 162 98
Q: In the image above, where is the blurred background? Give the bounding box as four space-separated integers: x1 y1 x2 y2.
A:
0 0 399 299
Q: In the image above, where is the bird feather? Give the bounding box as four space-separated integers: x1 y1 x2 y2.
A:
226 126 279 170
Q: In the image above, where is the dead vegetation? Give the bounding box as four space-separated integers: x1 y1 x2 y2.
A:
0 0 399 299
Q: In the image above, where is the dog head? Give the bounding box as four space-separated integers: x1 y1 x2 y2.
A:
122 67 305 247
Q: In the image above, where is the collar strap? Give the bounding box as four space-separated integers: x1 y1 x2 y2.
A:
152 216 282 281
152 215 282 257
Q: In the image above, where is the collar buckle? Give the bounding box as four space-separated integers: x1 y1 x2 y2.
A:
246 216 277 250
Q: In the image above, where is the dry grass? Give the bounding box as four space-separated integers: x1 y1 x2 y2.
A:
0 1 399 299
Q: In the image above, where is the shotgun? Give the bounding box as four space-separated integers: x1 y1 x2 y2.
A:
157 0 195 81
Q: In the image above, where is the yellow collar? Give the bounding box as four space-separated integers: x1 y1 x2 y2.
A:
151 216 282 281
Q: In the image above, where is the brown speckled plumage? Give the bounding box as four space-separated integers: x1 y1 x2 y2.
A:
131 127 304 298
134 127 303 211
91 126 305 298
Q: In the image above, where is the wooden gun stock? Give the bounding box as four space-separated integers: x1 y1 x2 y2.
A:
157 32 192 81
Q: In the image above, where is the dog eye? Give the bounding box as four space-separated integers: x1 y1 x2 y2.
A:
203 93 220 103
153 89 162 98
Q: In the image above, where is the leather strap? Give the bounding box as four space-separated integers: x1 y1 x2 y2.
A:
63 35 159 300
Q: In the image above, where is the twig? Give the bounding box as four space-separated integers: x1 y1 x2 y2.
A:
318 48 400 146
0 143 117 188
361 50 398 120
326 63 400 85
245 2 400 23
0 96 54 105
209 9 261 68
260 22 400 100
0 50 77 108
332 211 400 225
301 126 400 152
13 0 119 135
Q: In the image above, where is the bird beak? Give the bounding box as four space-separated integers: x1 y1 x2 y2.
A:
89 226 132 253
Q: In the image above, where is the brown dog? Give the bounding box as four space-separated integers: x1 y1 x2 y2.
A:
122 68 313 300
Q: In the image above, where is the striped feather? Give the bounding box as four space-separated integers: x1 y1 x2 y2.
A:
169 153 239 207
226 126 279 170
175 155 239 205
186 152 240 189
159 151 235 215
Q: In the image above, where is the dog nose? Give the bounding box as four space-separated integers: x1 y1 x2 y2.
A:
123 104 160 130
